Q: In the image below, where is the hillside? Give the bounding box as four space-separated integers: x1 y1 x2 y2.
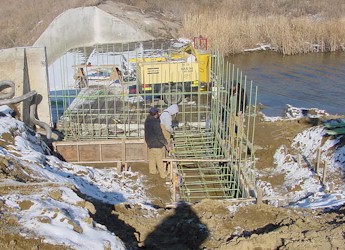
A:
1 104 345 249
1 0 345 55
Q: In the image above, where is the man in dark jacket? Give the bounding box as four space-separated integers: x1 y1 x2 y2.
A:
144 107 169 178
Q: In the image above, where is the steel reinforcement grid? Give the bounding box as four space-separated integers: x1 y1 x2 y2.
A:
48 41 258 202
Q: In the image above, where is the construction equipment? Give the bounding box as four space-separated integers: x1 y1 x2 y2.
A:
136 37 212 104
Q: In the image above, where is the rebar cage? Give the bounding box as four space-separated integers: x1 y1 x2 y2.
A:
49 40 258 202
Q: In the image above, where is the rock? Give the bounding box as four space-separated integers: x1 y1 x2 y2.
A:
68 219 83 234
204 211 213 219
84 201 96 214
0 157 9 167
103 240 111 250
18 200 34 210
9 239 17 247
7 215 18 225
83 217 93 225
48 189 62 201
76 200 96 214
37 216 51 224
76 170 88 176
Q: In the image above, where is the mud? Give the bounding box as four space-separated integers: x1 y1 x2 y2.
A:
1 114 345 249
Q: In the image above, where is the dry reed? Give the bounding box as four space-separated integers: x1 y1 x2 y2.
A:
1 0 345 55
124 0 345 55
181 4 345 54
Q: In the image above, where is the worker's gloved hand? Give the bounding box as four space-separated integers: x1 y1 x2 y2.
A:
169 149 175 156
172 120 179 128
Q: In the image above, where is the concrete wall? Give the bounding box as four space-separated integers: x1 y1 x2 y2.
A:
25 47 51 125
0 47 50 125
34 7 154 65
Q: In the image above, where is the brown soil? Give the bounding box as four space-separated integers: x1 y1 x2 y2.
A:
1 114 345 249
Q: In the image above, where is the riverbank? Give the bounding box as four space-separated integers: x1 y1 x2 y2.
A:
1 104 345 249
227 51 345 116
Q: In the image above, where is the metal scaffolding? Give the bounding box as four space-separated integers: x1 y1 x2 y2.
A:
49 40 258 202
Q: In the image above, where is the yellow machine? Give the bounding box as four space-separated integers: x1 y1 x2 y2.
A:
135 40 212 103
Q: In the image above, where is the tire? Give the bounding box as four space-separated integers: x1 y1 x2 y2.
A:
162 85 183 104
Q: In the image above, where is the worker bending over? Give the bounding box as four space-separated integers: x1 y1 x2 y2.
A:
160 104 179 148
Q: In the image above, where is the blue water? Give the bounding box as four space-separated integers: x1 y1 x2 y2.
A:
50 52 345 123
50 89 80 123
227 51 345 116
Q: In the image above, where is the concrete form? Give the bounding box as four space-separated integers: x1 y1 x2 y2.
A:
50 42 258 202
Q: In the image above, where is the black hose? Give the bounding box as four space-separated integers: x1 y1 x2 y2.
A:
0 80 52 139
0 90 37 105
29 94 52 140
0 80 15 100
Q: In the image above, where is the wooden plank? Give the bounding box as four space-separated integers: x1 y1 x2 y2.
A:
101 143 122 161
55 145 78 162
121 138 126 162
79 144 100 162
53 139 147 164
54 138 144 146
162 158 233 162
125 142 147 161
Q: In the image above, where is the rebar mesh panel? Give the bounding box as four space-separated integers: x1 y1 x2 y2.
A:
48 41 258 201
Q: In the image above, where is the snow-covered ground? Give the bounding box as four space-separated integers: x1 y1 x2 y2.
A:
1 104 345 249
0 105 154 249
258 105 345 208
257 124 345 208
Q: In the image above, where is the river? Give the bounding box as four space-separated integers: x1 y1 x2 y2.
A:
227 51 345 116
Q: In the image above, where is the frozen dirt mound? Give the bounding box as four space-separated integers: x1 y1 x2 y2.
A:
1 104 345 249
111 198 345 249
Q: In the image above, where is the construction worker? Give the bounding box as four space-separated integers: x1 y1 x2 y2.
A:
160 104 179 148
109 67 122 84
73 67 87 88
144 107 169 178
229 82 247 148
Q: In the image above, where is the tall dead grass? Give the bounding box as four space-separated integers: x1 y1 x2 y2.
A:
123 0 345 55
181 13 345 55
1 0 345 55
178 0 345 55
